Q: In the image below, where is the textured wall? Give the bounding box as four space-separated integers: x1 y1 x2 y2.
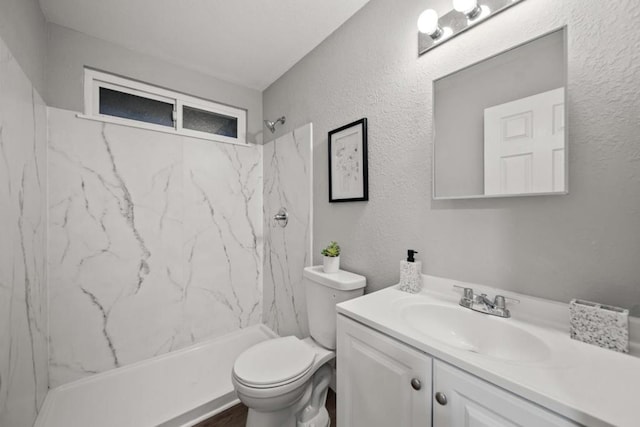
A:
48 108 263 387
0 37 49 427
45 24 264 145
0 0 47 96
263 124 313 338
264 0 640 313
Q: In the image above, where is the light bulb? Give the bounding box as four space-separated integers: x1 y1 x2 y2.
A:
453 0 478 14
417 9 440 36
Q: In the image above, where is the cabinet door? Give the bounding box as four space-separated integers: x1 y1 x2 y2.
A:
433 361 580 427
337 315 432 427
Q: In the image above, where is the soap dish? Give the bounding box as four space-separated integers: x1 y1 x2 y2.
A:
569 299 629 353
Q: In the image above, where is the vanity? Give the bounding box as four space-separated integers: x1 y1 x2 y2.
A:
336 276 640 427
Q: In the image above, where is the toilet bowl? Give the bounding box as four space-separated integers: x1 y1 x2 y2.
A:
232 266 366 427
232 336 334 427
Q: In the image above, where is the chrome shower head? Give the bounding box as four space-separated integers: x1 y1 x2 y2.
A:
264 116 286 133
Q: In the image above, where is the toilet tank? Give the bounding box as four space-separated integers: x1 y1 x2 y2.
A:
303 266 366 349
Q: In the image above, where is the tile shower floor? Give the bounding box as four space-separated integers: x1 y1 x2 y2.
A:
195 389 337 426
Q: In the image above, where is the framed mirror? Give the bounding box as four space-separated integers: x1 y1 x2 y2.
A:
433 28 567 199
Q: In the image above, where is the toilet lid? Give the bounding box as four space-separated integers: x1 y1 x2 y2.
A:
233 336 316 387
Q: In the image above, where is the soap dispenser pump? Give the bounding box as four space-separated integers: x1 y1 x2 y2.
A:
399 250 423 293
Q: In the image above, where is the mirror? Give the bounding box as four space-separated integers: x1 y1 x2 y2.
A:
433 28 567 199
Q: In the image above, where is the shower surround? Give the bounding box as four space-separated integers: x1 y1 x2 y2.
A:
0 38 49 427
47 109 263 387
0 58 313 420
263 124 313 338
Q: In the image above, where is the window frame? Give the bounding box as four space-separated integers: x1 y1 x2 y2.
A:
81 68 248 146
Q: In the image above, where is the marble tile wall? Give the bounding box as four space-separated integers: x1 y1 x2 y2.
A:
48 108 263 387
263 124 313 337
0 38 49 426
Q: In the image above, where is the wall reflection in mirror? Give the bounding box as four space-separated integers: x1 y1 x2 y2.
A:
433 28 567 199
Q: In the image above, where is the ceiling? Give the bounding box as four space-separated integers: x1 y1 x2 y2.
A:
39 0 370 90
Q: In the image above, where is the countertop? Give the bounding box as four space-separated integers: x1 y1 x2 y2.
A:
336 275 640 427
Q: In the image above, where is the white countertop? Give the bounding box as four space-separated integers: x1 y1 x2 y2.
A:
336 276 640 427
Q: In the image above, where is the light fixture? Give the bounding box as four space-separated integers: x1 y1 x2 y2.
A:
417 9 443 39
453 0 482 19
417 0 526 55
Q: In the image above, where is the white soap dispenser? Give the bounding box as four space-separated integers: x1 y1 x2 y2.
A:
398 250 423 293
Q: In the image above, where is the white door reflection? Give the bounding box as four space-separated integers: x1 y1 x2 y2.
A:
484 88 565 195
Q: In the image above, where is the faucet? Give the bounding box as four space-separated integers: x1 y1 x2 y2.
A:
477 293 496 309
456 287 514 318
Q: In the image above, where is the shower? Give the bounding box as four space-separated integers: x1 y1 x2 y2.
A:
264 116 286 133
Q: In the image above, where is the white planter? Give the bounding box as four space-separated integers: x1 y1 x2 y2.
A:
323 256 340 273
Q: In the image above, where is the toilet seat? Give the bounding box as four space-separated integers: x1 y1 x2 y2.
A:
233 336 316 389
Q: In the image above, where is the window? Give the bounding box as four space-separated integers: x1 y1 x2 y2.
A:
182 105 238 138
98 87 175 127
82 69 248 145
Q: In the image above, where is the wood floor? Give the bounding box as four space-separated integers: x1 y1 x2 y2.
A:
196 389 336 427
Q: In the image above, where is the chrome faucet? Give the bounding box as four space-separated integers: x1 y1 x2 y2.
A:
456 286 515 318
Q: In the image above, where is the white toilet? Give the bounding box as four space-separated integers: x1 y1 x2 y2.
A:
232 266 366 427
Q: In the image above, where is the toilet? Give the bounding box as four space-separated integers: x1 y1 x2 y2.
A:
232 266 366 427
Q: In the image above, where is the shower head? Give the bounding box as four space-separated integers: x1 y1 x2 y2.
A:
264 116 286 133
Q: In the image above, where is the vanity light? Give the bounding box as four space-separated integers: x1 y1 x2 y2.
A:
417 9 444 39
418 0 525 55
453 0 482 19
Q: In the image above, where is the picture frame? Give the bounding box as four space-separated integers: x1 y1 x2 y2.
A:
328 118 368 202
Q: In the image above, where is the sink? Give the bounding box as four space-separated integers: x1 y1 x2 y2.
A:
401 303 551 363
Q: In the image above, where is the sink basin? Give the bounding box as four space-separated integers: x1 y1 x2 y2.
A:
401 303 551 363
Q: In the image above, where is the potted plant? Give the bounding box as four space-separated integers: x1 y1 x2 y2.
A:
321 241 341 273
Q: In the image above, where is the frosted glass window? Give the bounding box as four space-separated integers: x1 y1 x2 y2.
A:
99 87 174 127
183 105 238 138
85 69 247 145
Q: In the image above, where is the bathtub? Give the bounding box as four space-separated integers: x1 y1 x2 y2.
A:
35 324 276 427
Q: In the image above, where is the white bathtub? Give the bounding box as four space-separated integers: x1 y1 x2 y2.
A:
35 324 276 427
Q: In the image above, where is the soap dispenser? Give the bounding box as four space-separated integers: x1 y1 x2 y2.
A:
398 250 423 293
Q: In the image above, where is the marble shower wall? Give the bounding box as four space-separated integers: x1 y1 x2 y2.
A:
0 39 49 426
48 108 263 387
263 124 313 337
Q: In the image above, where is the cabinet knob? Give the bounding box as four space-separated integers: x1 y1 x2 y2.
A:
410 378 422 390
435 392 448 406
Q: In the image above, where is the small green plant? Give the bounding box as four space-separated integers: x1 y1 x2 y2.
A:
321 241 341 257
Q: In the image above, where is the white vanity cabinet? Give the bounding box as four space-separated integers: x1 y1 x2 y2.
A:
338 315 580 427
433 361 579 427
337 315 432 427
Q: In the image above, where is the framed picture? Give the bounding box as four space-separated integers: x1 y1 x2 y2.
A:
328 118 368 202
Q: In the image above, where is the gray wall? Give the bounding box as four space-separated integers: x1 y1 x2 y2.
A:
434 29 565 197
0 0 48 95
45 24 264 144
263 0 640 313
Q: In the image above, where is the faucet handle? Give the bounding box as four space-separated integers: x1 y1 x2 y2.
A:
494 295 520 307
502 295 520 305
453 285 474 300
492 295 515 318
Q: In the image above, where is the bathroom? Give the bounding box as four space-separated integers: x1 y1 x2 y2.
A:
1 0 639 426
